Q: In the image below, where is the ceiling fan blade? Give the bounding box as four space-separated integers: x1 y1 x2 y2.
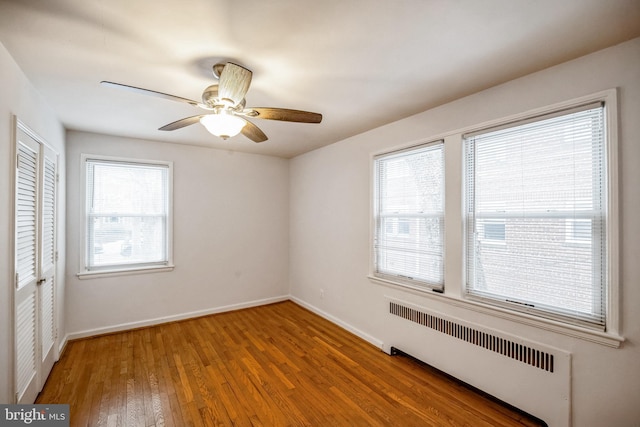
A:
101 81 203 108
218 63 252 106
241 119 268 143
159 115 206 131
242 107 322 123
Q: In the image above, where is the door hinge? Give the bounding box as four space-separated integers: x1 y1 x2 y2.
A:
55 251 59 262
56 173 60 183
15 272 19 288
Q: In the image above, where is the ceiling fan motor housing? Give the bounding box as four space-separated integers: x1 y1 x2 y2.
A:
202 84 246 111
202 84 219 107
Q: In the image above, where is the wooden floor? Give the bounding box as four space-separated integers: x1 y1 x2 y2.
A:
37 301 544 426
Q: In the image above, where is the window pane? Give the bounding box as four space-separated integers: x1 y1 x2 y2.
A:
86 159 170 271
90 216 166 267
483 221 505 241
465 105 606 328
89 162 167 215
374 142 444 289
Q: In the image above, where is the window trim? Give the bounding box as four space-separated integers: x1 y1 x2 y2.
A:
369 89 621 347
78 154 174 278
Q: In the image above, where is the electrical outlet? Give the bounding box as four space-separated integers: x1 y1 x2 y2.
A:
320 289 324 299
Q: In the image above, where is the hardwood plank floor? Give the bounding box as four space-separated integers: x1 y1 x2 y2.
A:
37 301 544 426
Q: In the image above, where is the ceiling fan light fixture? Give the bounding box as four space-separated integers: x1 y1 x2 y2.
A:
200 113 246 139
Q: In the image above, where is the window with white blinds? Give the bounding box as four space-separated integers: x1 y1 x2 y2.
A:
464 103 607 329
84 157 172 272
374 141 444 290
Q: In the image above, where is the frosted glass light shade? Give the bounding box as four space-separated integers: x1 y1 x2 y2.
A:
200 113 246 139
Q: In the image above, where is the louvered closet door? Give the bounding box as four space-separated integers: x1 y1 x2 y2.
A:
15 128 40 404
39 144 57 387
14 123 58 404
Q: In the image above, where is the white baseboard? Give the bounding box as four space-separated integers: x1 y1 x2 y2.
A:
65 295 290 341
289 296 384 350
56 334 68 360
63 295 383 353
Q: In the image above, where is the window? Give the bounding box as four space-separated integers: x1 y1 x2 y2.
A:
565 218 591 245
483 221 506 241
464 103 608 329
373 141 444 290
83 156 173 274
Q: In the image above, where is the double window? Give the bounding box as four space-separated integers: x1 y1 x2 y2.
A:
82 156 173 274
372 93 616 334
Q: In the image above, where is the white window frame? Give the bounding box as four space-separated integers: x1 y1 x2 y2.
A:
78 154 174 278
369 89 621 347
371 140 445 292
464 101 608 329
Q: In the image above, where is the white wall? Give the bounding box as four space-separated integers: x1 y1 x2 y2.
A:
290 37 640 426
64 131 290 337
0 42 66 404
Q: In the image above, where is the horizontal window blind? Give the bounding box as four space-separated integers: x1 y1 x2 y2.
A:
374 141 444 290
464 103 606 328
86 159 170 271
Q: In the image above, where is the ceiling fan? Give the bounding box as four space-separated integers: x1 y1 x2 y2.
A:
101 62 322 143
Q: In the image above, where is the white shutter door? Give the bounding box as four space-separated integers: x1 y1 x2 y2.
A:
15 130 40 404
39 146 57 383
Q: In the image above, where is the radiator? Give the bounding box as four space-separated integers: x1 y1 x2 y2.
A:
384 298 571 427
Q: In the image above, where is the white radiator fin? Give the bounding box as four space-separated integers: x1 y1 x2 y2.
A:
390 301 554 372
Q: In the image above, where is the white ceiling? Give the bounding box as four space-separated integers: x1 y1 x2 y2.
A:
1 0 639 158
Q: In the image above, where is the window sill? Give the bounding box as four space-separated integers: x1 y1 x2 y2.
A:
77 264 175 280
368 275 624 348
